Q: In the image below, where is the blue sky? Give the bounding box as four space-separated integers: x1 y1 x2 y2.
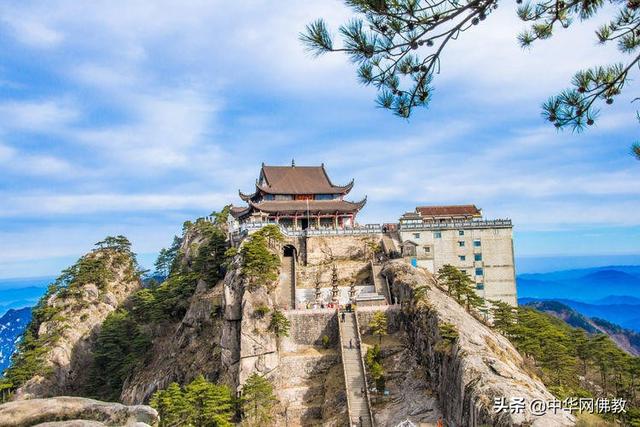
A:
0 1 639 279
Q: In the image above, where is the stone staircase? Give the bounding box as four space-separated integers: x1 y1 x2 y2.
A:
381 232 401 257
277 255 295 309
339 312 374 427
370 261 390 304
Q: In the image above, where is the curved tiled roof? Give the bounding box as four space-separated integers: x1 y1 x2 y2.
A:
255 165 354 195
230 205 251 218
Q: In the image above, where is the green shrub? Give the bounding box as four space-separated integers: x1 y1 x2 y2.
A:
253 304 271 319
268 309 291 338
322 335 330 349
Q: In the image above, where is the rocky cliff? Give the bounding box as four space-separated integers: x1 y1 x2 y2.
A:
0 396 157 426
382 260 575 426
121 219 239 403
11 247 141 399
1 225 584 426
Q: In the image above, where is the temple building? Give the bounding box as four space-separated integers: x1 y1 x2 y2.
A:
231 162 366 229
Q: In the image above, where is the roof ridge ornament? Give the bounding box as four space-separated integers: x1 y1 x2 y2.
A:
291 158 295 167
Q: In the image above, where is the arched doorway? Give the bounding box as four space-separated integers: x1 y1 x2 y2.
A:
283 245 296 258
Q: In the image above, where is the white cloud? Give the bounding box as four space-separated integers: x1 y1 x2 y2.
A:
0 192 232 217
1 0 639 273
0 100 79 132
0 142 80 177
4 17 64 48
75 89 221 170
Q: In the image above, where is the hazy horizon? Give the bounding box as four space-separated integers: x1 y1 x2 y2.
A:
1 252 639 282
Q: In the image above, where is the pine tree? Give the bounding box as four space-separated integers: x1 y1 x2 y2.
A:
184 375 233 427
369 312 388 344
151 376 233 427
569 328 592 377
240 232 281 291
88 309 151 401
151 382 191 427
437 265 483 312
241 373 278 426
412 285 429 304
301 0 640 157
489 300 516 335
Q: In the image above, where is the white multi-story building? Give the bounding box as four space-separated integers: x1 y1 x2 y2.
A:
398 205 517 306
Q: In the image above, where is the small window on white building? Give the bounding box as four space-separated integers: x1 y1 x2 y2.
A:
458 230 464 236
434 231 442 238
473 240 481 247
458 255 466 261
458 241 465 247
474 253 482 261
413 233 421 239
424 246 431 253
475 267 484 276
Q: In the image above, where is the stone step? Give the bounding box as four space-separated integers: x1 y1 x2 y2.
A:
338 311 374 426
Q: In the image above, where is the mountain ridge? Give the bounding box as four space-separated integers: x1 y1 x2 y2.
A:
523 300 640 356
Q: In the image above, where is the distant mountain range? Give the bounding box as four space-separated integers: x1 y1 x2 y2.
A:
0 277 52 318
517 265 640 333
523 300 640 356
519 297 640 331
0 307 32 375
517 265 640 301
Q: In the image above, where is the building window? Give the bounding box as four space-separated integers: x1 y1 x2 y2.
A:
475 267 484 276
474 253 482 261
263 194 274 200
458 230 464 236
476 283 484 290
458 255 466 261
434 231 442 238
473 240 481 247
315 194 336 200
458 241 465 247
413 233 421 239
424 246 431 253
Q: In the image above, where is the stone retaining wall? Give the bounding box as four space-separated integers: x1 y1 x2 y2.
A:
283 309 339 347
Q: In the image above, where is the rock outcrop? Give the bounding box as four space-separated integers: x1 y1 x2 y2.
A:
0 397 157 426
382 260 575 426
121 224 241 404
16 250 141 399
120 277 228 404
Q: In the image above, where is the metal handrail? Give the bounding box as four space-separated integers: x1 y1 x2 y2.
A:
398 219 512 230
